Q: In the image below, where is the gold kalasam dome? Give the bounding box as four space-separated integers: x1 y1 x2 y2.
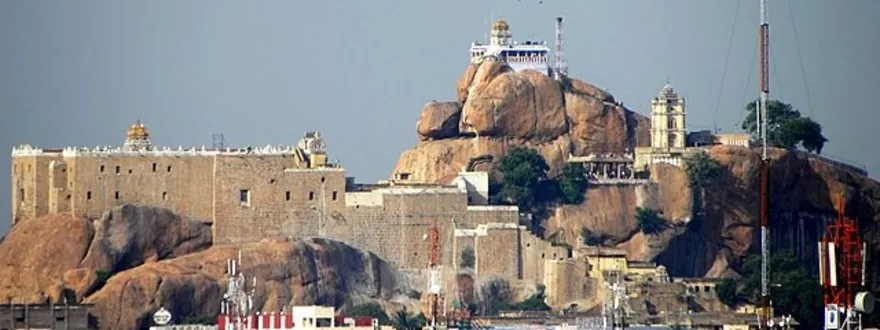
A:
492 18 509 31
126 120 150 139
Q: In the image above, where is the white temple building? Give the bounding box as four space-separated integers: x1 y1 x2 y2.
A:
469 18 551 75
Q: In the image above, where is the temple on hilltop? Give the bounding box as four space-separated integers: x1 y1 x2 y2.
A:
469 18 551 75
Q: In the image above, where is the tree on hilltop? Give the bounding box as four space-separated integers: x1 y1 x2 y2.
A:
496 147 550 211
557 163 588 205
715 251 822 329
634 207 667 235
742 100 827 154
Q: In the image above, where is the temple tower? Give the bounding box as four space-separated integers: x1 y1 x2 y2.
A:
489 19 511 46
123 120 153 151
650 81 686 150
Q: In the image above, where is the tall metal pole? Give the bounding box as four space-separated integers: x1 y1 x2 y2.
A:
554 17 566 80
758 0 772 328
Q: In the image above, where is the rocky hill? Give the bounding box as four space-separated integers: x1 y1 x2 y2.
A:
395 61 880 289
400 57 649 182
0 205 417 329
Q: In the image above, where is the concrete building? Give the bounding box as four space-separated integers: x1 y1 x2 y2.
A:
469 19 551 75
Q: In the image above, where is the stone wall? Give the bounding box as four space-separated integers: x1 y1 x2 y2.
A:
543 259 596 309
12 152 581 294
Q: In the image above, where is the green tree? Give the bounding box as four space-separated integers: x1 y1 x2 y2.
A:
556 163 588 204
348 303 391 325
742 100 828 154
496 147 550 210
392 308 426 330
580 227 606 246
634 207 667 235
684 152 722 189
715 278 738 306
684 152 723 221
717 251 822 329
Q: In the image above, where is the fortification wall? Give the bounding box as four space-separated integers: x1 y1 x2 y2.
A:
543 259 596 309
211 155 345 244
326 190 466 269
68 154 216 222
464 206 520 227
11 156 51 225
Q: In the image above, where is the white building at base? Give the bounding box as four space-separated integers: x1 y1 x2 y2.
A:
469 19 551 75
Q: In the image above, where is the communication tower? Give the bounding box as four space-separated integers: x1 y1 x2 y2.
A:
424 218 444 329
554 17 567 80
818 194 874 330
756 0 772 327
221 250 257 330
213 133 227 150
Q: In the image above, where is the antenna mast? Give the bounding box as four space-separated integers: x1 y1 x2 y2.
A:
757 0 772 328
554 17 567 80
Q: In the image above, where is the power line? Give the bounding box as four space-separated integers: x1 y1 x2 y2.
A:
738 34 759 126
770 46 784 101
713 0 743 133
787 0 815 117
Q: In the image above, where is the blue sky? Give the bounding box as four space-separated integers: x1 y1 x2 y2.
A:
1 0 878 232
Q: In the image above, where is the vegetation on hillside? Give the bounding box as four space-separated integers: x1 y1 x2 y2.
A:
742 100 827 154
634 207 667 235
495 147 588 211
391 308 427 330
496 147 551 211
580 227 612 247
684 151 723 222
715 251 822 329
348 303 392 325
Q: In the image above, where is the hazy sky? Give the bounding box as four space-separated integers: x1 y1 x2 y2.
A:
1 0 878 233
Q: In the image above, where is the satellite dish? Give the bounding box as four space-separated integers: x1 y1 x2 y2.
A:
153 307 172 326
855 291 876 314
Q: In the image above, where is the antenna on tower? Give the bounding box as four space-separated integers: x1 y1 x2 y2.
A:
212 133 226 150
554 16 567 80
757 0 772 328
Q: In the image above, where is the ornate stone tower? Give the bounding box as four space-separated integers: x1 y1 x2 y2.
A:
297 132 328 168
123 120 153 151
650 81 686 150
489 19 511 46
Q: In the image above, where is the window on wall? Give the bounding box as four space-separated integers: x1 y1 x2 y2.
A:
309 191 315 200
19 189 24 201
332 191 338 201
87 191 92 200
285 191 291 201
114 191 119 200
167 165 172 172
100 165 105 172
239 189 250 206
162 192 168 201
115 166 120 174
152 163 157 172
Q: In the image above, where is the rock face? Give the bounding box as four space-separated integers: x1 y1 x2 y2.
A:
656 146 880 285
396 63 880 287
0 205 415 329
398 61 649 180
417 101 462 140
0 204 212 303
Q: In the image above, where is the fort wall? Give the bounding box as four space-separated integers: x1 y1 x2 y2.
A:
10 142 589 303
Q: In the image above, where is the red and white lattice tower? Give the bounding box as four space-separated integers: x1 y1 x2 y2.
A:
819 193 874 330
